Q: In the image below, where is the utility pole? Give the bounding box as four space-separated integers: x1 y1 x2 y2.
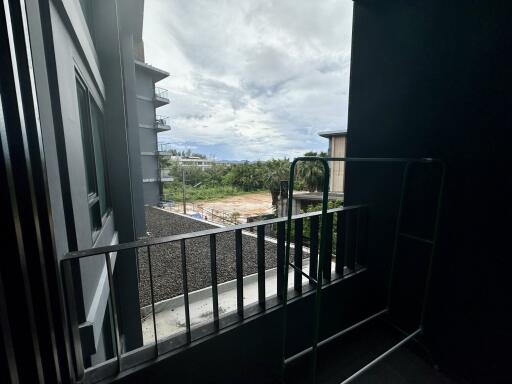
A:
182 168 186 214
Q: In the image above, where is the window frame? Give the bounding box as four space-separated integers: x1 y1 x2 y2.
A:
75 72 111 243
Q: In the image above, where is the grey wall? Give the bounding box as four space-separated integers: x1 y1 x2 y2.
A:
38 0 123 366
94 0 145 353
139 129 157 153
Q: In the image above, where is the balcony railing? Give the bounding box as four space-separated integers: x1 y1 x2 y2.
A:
154 86 168 100
154 115 170 130
61 157 444 383
62 204 368 382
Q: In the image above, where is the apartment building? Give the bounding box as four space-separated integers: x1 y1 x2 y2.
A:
0 0 151 373
134 49 171 205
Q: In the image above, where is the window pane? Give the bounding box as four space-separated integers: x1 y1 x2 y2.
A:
90 102 109 216
76 79 97 197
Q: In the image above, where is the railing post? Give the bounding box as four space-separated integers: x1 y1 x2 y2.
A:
210 234 219 329
335 210 346 276
294 218 303 293
309 215 319 284
235 229 244 318
257 225 266 309
104 252 122 372
180 240 191 343
345 210 357 271
276 221 285 300
146 246 158 355
322 212 333 282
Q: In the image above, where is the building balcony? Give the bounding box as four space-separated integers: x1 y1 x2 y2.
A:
61 158 448 384
154 86 170 107
154 115 171 132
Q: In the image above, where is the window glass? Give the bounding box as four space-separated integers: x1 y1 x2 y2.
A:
90 102 109 217
76 79 96 197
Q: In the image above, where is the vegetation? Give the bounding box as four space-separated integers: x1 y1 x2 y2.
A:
159 151 330 206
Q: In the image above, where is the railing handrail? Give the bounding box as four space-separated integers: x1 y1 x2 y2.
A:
62 204 364 261
154 86 168 98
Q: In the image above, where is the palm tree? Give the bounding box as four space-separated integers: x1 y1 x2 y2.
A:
297 151 327 192
264 159 290 208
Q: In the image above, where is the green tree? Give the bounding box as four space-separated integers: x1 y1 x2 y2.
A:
297 151 327 192
264 159 290 208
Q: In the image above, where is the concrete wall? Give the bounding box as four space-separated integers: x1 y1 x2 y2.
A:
329 135 346 192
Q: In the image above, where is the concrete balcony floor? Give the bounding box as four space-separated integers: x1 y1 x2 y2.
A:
286 319 458 384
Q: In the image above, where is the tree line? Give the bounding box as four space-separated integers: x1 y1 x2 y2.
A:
160 151 328 207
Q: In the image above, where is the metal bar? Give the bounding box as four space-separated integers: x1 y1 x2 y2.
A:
357 207 369 268
309 216 319 286
61 260 84 380
324 157 440 164
146 247 158 354
310 158 331 383
387 162 411 312
399 232 434 244
235 229 244 318
323 212 333 282
209 234 219 329
288 263 316 284
345 210 357 271
335 210 345 275
63 205 365 260
339 328 422 384
281 157 332 382
104 252 122 372
257 225 266 308
294 218 303 293
180 240 191 343
276 222 285 300
284 309 388 364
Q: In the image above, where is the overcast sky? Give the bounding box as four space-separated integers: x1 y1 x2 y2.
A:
143 0 353 160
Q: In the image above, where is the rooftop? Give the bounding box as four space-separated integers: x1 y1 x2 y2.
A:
318 130 348 138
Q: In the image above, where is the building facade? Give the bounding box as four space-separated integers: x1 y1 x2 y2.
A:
7 0 149 369
134 55 170 205
319 130 347 192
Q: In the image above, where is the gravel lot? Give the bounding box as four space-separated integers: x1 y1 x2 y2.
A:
138 207 301 307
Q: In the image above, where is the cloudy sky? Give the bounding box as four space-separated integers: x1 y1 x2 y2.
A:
143 0 353 160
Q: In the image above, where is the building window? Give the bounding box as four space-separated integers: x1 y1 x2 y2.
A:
76 76 110 240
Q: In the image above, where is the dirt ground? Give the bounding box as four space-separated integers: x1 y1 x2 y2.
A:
168 191 274 223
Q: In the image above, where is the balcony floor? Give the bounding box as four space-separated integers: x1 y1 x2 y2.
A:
286 318 458 384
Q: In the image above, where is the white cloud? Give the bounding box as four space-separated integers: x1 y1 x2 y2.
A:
143 0 353 160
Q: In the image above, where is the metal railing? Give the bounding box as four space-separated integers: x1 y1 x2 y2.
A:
154 115 169 129
62 204 368 382
154 86 168 100
280 157 445 384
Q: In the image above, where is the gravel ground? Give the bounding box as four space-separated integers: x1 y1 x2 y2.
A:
138 207 302 307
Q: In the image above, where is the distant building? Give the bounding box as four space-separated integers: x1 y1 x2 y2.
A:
318 130 347 192
275 130 347 217
134 45 171 205
159 154 216 171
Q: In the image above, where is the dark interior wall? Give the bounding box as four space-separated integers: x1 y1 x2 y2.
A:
346 1 512 382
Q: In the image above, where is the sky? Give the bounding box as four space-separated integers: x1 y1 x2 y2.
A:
143 0 353 161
